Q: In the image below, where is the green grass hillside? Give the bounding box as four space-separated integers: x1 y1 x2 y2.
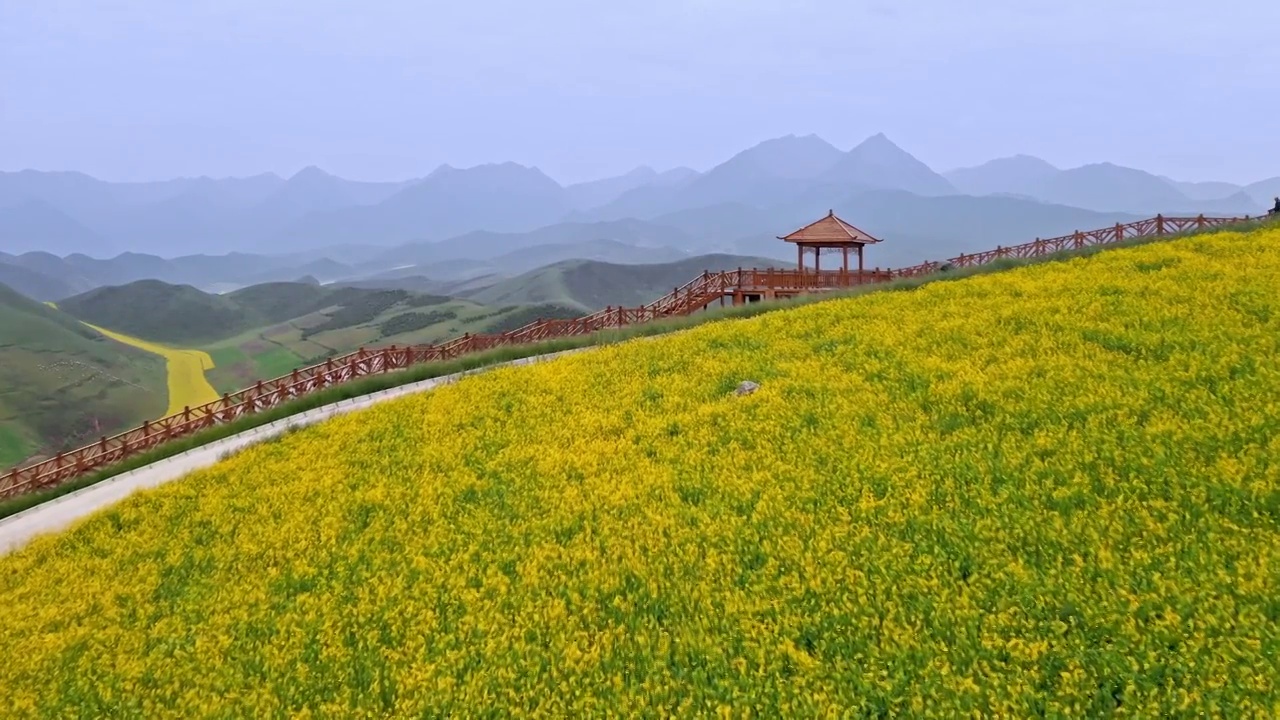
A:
463 253 790 311
0 283 166 468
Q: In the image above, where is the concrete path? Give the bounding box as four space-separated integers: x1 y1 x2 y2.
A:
0 348 586 556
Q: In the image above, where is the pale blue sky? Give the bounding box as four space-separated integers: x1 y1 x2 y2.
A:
2 0 1276 185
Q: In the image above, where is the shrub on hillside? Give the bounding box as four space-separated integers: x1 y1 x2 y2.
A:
483 303 583 334
300 290 409 339
377 309 459 338
404 293 452 308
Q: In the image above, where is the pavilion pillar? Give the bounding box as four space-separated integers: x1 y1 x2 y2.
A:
859 246 864 279
842 246 849 274
797 244 804 274
815 248 820 274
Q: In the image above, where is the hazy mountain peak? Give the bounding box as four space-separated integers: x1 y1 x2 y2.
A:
564 166 671 211
1033 162 1195 212
713 133 844 180
944 154 1061 196
654 166 698 185
849 132 911 158
1064 162 1165 181
955 154 1059 171
621 165 659 179
753 133 839 150
290 165 332 181
823 133 955 196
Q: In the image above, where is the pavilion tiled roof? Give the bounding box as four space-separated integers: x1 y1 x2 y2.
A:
778 210 881 244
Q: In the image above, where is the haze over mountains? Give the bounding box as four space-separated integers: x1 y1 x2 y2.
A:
3 131 1276 302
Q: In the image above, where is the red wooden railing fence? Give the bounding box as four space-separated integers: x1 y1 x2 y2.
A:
0 213 1267 499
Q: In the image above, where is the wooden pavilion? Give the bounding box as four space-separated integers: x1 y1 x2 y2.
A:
778 209 882 274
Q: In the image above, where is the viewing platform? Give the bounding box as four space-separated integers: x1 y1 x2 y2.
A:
716 267 894 305
723 209 889 305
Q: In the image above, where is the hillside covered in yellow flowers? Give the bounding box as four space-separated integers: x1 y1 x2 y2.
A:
1 227 1278 716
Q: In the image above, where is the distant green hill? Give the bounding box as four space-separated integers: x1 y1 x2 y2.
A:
0 283 167 468
462 253 790 311
57 279 453 346
0 261 81 302
223 281 334 325
59 280 257 345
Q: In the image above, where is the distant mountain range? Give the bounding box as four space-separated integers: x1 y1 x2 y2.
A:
942 157 1273 214
0 187 1149 303
0 248 353 302
2 131 1275 301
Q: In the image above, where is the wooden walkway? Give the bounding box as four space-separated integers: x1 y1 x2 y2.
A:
0 213 1264 499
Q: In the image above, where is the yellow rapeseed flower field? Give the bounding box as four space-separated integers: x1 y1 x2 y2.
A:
83 323 220 415
2 228 1279 716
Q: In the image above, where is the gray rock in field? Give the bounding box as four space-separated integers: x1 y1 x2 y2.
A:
733 380 760 396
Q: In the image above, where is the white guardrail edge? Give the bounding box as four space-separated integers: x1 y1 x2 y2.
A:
0 346 590 556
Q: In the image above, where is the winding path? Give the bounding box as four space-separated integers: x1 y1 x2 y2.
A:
0 348 584 556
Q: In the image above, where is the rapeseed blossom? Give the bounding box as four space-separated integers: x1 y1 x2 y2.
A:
1 228 1278 717
85 323 220 414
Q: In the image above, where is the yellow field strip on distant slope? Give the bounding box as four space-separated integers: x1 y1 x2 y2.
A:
80 323 221 416
46 300 218 413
